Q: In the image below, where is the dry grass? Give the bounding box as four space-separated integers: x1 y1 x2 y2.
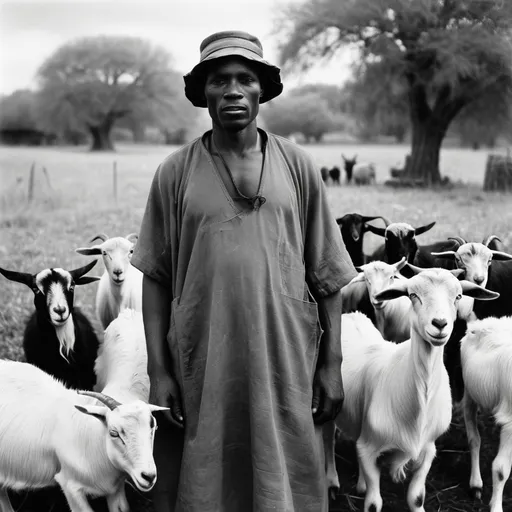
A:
1 142 512 512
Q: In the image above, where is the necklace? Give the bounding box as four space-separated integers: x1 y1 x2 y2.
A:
210 133 267 211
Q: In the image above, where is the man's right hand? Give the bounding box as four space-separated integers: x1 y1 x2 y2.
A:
150 372 184 428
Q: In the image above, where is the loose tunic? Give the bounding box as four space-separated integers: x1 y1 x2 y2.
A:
132 130 356 512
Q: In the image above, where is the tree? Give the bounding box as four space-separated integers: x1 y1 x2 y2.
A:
0 90 40 130
276 0 512 184
36 36 180 151
261 92 334 141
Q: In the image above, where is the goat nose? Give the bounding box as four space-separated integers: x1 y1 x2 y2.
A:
474 276 484 285
53 305 66 315
141 471 156 485
432 318 448 330
113 269 122 276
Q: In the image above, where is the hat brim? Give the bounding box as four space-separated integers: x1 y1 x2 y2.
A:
184 50 283 108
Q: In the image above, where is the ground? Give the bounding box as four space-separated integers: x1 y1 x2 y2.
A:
1 141 512 511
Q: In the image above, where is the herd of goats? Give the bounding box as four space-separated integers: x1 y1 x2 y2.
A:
0 212 512 511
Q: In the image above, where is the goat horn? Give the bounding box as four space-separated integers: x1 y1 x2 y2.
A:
483 235 501 247
448 236 467 246
89 233 109 243
78 390 122 410
405 262 425 275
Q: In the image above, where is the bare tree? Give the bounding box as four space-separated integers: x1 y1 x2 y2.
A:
276 0 512 184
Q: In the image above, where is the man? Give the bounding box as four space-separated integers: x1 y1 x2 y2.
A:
131 30 357 512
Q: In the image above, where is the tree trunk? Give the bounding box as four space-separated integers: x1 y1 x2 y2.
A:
406 119 444 184
89 121 114 151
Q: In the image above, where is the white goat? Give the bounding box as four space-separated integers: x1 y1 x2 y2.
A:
326 267 499 512
94 308 149 404
461 316 512 512
76 233 143 330
343 257 411 342
353 162 376 185
0 360 168 512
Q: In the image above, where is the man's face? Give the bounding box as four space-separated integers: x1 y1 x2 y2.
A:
204 57 262 132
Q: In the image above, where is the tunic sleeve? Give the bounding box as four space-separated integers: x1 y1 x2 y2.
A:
131 162 174 289
303 158 357 298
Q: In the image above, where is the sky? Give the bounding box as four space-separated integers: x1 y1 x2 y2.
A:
0 0 356 96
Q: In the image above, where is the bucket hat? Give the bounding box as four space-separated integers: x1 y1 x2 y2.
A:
184 30 283 108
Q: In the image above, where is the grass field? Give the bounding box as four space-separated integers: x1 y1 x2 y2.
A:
1 141 512 511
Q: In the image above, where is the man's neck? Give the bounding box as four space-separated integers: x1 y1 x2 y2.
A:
211 124 261 158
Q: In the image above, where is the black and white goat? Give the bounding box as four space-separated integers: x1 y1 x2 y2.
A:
326 266 499 512
336 213 390 266
0 260 100 391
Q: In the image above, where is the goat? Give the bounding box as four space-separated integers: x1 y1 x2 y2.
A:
94 308 150 404
325 266 499 512
336 213 390 266
343 258 411 342
430 236 512 403
366 221 438 268
353 163 377 185
461 316 512 512
329 166 341 186
0 260 100 390
0 360 168 512
76 233 143 330
342 154 357 183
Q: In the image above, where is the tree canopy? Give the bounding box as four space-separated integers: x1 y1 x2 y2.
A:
277 0 512 183
36 35 182 150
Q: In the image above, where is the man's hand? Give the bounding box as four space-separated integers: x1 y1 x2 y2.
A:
150 372 184 428
312 363 344 425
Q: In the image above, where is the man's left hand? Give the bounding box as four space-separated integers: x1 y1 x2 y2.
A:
311 363 344 425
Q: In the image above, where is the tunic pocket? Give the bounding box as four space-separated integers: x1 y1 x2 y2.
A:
279 239 307 301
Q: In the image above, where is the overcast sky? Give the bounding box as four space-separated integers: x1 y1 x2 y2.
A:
0 0 355 96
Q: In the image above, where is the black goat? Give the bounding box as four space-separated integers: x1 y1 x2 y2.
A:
0 259 101 391
366 221 437 264
329 166 341 186
336 213 390 266
342 154 357 184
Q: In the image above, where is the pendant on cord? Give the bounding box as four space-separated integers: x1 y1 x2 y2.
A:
249 195 266 211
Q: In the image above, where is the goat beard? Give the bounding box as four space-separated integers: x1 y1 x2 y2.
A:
54 315 76 362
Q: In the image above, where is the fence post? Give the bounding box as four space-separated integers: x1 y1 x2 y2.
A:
113 161 118 204
28 162 35 202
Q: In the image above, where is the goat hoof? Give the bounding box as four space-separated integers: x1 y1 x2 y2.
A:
469 487 482 501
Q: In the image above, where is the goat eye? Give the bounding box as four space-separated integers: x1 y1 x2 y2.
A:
69 285 75 292
455 294 462 301
32 287 40 294
109 430 119 438
409 293 418 301
102 250 107 256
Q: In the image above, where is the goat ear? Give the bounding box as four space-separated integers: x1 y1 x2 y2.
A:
69 260 97 282
365 224 386 237
374 280 408 301
491 250 512 261
75 404 107 422
460 280 500 301
125 233 139 243
431 251 457 260
75 246 102 256
414 221 436 236
75 276 101 285
353 267 365 276
0 267 34 288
